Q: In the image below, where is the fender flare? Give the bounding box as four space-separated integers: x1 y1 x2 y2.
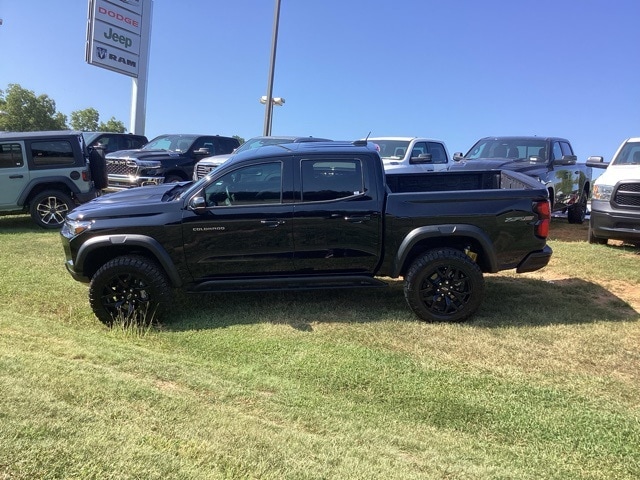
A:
17 177 82 206
391 224 498 277
75 234 183 287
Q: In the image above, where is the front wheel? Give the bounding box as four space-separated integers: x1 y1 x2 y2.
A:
89 255 172 326
29 189 74 229
404 248 485 323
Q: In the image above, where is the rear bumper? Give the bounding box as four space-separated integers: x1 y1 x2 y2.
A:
516 245 553 273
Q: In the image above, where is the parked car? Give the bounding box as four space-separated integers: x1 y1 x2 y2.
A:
82 132 148 156
0 130 99 228
364 137 451 173
586 137 640 245
451 136 592 223
106 134 240 190
61 140 552 326
193 135 331 180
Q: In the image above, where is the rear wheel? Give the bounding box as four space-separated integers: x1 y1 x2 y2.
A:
29 189 74 229
567 189 588 224
89 255 172 327
404 248 485 323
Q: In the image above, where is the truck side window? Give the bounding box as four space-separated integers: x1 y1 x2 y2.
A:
551 142 563 161
427 142 448 164
301 159 363 202
0 143 24 168
204 161 282 206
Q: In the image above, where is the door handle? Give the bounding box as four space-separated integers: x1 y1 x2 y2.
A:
9 175 24 179
261 219 285 228
344 215 371 224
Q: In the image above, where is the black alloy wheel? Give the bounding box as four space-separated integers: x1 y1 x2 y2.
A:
404 248 485 323
29 190 74 229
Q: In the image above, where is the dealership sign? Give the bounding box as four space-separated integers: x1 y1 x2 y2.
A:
86 0 150 77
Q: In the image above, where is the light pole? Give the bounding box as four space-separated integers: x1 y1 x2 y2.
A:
260 96 285 136
262 0 282 136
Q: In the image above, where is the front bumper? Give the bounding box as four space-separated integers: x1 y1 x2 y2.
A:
590 200 640 243
107 174 165 191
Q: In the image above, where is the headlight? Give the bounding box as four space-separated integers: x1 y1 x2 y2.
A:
592 184 613 201
63 218 93 237
136 160 162 168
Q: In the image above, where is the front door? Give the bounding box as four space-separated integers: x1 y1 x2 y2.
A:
182 159 295 280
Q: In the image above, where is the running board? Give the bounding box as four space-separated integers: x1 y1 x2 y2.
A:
188 275 388 293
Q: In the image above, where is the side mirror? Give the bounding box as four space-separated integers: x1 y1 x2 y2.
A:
194 148 210 156
554 154 577 166
410 153 432 164
188 195 207 213
586 155 609 168
452 152 464 161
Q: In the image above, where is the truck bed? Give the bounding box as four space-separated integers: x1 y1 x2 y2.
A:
385 170 537 193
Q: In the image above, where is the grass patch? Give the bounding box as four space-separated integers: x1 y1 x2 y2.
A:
0 215 639 479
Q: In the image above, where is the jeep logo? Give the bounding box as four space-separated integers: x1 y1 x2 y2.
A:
103 27 133 49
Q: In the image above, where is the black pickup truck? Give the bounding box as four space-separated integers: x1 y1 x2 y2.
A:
61 141 552 325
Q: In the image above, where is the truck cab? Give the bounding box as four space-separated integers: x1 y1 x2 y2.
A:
365 137 450 173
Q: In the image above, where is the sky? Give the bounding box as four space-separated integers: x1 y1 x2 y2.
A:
0 0 638 163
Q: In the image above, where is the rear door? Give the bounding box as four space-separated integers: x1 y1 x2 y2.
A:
292 155 382 274
0 140 29 208
182 158 296 279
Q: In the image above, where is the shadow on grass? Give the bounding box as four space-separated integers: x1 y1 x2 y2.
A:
161 275 638 332
0 214 50 234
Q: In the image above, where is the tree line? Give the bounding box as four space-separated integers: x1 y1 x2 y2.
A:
0 83 126 133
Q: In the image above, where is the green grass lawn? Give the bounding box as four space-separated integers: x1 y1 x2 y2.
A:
1 215 639 479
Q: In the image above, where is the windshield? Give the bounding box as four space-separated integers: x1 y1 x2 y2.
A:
465 139 547 160
143 134 197 152
234 136 297 154
612 141 640 165
370 140 410 159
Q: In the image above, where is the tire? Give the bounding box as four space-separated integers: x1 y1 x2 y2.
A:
567 189 587 224
404 248 485 323
89 255 172 327
29 189 74 229
89 148 108 190
588 222 607 245
164 174 185 183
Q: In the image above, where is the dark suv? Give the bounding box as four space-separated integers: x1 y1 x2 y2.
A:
105 134 240 190
0 130 98 228
82 132 148 156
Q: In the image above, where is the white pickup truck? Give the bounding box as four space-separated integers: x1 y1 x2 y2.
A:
586 137 640 245
365 137 450 173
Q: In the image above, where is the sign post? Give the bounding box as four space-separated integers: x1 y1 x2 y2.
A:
86 0 152 135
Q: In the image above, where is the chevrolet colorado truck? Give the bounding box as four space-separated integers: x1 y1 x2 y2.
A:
105 133 239 190
61 141 552 325
451 136 591 223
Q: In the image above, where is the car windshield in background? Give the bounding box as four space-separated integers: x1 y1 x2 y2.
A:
143 135 197 152
371 140 410 159
612 141 640 165
465 139 547 160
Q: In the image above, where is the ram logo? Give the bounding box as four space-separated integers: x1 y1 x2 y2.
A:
97 47 107 59
505 216 535 222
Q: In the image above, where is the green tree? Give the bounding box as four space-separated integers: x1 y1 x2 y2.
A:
0 84 68 131
70 107 100 131
233 135 246 145
98 116 126 133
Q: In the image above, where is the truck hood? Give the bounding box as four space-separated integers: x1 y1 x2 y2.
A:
595 164 640 186
197 153 234 167
450 157 548 176
67 183 183 220
106 149 185 161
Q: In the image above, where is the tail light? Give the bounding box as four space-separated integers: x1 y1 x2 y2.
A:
533 200 551 238
82 169 91 182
